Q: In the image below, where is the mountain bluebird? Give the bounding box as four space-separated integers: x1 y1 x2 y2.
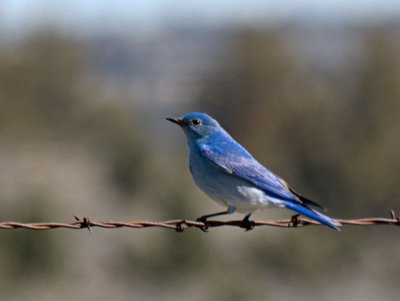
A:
167 112 341 231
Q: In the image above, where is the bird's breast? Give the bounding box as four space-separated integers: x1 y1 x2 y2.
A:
188 149 273 212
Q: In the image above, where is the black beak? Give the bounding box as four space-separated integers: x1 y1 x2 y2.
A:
166 117 183 125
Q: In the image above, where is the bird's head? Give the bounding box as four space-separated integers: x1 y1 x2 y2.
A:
166 112 221 140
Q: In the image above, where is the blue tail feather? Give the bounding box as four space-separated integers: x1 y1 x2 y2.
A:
283 201 341 231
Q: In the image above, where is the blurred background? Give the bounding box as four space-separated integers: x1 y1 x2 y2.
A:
0 1 400 300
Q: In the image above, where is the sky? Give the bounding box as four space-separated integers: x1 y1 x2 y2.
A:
1 0 400 36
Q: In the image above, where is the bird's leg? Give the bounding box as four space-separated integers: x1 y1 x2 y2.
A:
196 206 235 232
241 213 254 231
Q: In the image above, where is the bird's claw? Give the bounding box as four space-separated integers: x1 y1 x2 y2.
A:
241 216 254 231
290 214 301 227
196 217 209 232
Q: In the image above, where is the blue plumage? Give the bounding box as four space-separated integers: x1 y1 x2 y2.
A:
167 112 341 231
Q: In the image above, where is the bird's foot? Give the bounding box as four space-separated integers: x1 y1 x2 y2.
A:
241 215 254 231
290 214 301 227
196 216 210 232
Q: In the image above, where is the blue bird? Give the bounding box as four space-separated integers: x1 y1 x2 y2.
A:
167 112 341 231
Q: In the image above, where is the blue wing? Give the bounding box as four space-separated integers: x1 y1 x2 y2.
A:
199 143 299 202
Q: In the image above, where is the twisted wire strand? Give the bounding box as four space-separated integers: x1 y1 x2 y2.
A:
0 210 399 232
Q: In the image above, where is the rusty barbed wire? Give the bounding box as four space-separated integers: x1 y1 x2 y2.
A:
0 210 399 232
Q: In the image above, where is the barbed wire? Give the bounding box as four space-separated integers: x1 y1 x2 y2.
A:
0 210 399 232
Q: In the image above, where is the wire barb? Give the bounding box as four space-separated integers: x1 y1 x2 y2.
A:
74 215 92 232
0 211 399 231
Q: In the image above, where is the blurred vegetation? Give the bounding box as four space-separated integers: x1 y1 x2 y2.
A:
0 31 148 197
0 31 151 298
0 24 399 301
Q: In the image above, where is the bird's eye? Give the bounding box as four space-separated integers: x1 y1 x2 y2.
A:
191 119 202 126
